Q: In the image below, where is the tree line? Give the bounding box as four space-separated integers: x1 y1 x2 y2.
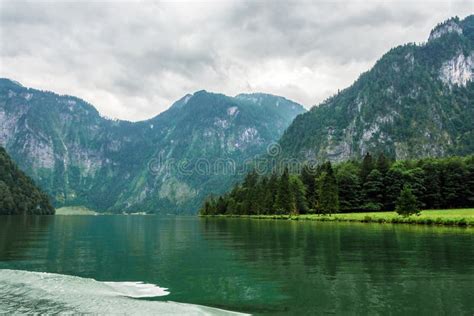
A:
199 153 474 216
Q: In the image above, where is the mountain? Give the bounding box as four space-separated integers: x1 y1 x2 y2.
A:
0 146 54 215
0 79 305 213
279 15 474 163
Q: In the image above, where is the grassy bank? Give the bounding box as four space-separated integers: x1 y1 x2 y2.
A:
55 206 99 215
202 209 474 227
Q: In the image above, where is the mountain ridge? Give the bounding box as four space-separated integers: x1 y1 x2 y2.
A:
278 15 474 163
0 78 305 213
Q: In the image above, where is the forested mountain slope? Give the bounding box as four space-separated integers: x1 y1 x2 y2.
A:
0 146 54 215
279 15 474 162
0 79 304 213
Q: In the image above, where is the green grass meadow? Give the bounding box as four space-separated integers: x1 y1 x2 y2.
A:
209 209 474 227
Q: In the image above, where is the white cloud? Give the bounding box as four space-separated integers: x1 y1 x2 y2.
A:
0 0 473 121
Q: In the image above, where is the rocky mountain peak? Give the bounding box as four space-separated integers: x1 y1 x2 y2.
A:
428 17 463 42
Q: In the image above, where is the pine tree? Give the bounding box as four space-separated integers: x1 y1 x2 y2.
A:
441 158 464 208
290 175 308 215
253 177 266 215
217 196 227 214
263 173 279 214
385 167 405 211
442 158 466 208
420 160 442 209
395 185 419 217
465 162 474 206
274 168 296 214
200 155 474 216
335 163 362 212
376 153 390 175
360 152 374 183
300 164 317 211
241 170 259 214
243 170 258 189
375 153 390 208
199 199 211 215
362 169 384 211
226 197 238 214
405 167 426 208
317 162 339 215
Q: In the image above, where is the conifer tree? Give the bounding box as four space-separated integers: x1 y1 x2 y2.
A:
395 185 419 217
317 162 339 214
226 197 237 215
385 167 405 211
243 170 258 189
362 169 384 211
442 159 467 208
375 153 390 208
200 155 474 216
420 160 442 209
290 175 308 214
200 199 211 215
300 164 317 211
217 196 227 214
275 168 296 214
376 153 390 175
405 167 426 208
335 163 362 212
465 162 474 206
263 173 279 213
253 177 266 214
360 152 374 183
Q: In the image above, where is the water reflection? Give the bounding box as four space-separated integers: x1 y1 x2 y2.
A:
0 216 473 314
0 216 53 261
200 219 474 314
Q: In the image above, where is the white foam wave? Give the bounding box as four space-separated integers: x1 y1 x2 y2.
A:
104 281 170 298
0 269 244 315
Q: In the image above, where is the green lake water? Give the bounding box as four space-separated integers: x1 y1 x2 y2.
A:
0 215 473 314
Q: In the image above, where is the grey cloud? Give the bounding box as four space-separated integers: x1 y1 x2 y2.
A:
0 0 473 121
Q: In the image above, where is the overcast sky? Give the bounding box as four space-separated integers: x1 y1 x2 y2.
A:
0 1 472 121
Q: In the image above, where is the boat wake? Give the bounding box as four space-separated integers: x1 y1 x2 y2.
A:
103 281 170 298
0 269 242 315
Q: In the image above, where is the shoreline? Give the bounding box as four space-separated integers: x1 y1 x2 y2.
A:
200 209 474 227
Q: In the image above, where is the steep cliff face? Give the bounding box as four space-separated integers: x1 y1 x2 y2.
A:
439 51 474 86
279 15 474 162
0 79 305 213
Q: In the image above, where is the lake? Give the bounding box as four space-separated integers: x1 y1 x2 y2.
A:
0 215 473 314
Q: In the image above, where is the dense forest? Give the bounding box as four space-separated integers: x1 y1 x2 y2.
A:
0 146 54 215
199 153 474 216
